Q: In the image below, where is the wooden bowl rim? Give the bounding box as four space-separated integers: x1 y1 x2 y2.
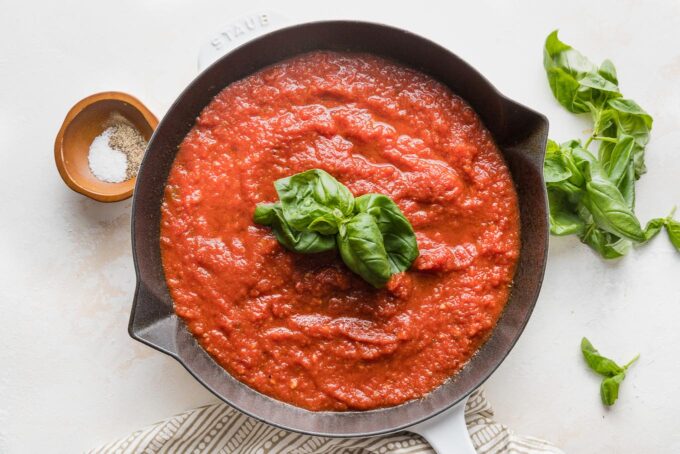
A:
54 91 159 202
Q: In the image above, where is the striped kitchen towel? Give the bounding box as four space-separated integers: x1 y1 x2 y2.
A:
90 389 562 453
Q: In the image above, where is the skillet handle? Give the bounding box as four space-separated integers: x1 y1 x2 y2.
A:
197 11 290 71
129 280 179 356
410 396 476 454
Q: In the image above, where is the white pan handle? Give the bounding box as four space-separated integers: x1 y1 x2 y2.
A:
410 396 476 454
197 11 290 71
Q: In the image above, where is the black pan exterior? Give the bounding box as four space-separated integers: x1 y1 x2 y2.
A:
129 21 549 437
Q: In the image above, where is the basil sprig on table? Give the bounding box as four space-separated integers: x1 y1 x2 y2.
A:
254 169 419 288
581 338 639 406
543 31 680 258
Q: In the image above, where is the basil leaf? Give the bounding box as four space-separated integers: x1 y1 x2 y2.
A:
617 162 636 210
642 217 667 242
256 170 423 286
581 338 639 405
548 189 585 236
337 213 391 288
573 151 645 242
354 194 419 274
254 202 335 253
667 222 680 251
598 59 618 85
602 99 653 179
601 373 626 406
275 169 354 235
253 203 277 224
544 139 572 183
581 337 624 377
579 225 630 259
605 134 635 186
558 140 587 188
666 210 680 252
583 183 645 242
542 32 673 259
544 31 620 114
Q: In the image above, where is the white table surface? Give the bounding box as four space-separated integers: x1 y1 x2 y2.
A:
2 1 679 452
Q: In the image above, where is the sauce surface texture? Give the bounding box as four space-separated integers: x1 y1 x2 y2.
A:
161 52 520 411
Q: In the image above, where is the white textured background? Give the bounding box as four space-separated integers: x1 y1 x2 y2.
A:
1 1 679 452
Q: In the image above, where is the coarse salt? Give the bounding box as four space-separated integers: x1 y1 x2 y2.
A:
88 128 128 183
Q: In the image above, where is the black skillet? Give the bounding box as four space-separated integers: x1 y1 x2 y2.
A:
129 20 549 452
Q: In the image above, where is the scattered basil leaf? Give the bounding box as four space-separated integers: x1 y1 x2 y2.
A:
598 59 618 85
569 148 645 242
581 337 639 406
617 162 636 210
666 209 680 252
601 373 626 406
584 177 645 242
605 134 635 186
642 217 667 243
543 30 620 114
275 169 354 235
548 189 584 236
337 212 392 288
354 194 419 274
601 99 653 179
542 31 676 258
253 202 336 253
580 226 630 259
581 337 624 377
544 140 572 183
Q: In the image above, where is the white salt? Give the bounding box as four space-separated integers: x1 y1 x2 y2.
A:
88 127 128 183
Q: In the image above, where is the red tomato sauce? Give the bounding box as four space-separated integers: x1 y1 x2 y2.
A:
161 52 520 411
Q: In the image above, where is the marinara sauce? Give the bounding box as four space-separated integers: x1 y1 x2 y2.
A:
160 52 520 411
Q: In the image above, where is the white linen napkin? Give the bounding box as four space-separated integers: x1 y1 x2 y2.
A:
89 389 562 453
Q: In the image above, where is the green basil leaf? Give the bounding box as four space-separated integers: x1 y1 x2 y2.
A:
598 59 618 85
617 162 636 210
605 99 653 179
605 134 635 186
584 187 644 242
574 152 645 242
253 202 335 253
642 217 667 242
593 107 615 139
544 139 573 183
583 184 644 242
580 225 630 259
253 203 277 224
600 373 626 406
666 211 680 252
548 189 585 236
581 338 639 406
354 194 419 273
337 213 391 288
581 337 624 377
544 31 620 114
275 169 354 235
579 72 620 94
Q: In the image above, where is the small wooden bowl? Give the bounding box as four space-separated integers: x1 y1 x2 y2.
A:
54 92 158 202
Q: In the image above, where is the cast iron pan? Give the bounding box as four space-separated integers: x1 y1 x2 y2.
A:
129 20 549 441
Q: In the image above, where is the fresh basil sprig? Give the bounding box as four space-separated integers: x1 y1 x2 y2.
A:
254 169 419 287
581 338 639 406
543 31 679 257
253 203 336 253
